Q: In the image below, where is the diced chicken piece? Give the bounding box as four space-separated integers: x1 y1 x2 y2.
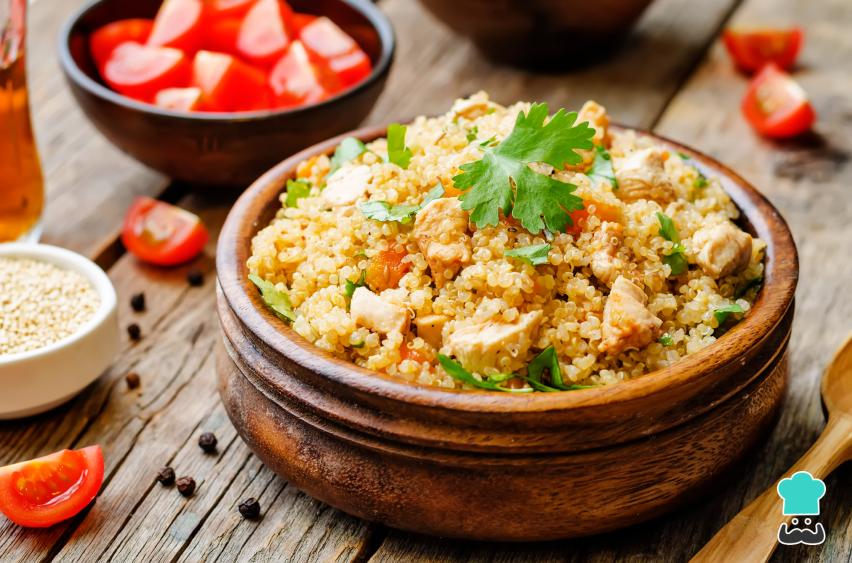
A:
614 148 676 203
451 92 499 120
600 276 662 355
590 222 625 287
445 311 543 373
350 287 410 335
414 314 447 349
413 197 472 287
322 165 371 206
692 222 753 278
578 100 609 146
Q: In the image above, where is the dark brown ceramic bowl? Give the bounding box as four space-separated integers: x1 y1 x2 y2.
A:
58 0 394 187
216 125 798 540
416 0 654 67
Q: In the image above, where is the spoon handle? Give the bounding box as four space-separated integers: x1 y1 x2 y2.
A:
690 413 852 563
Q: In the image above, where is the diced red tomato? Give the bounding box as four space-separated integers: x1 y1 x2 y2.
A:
236 0 295 67
192 50 270 111
147 0 206 53
326 49 371 88
155 86 205 111
89 19 154 73
742 63 815 139
365 248 410 291
300 16 372 88
722 27 803 74
291 12 317 34
0 446 104 528
103 42 191 102
121 197 209 266
202 17 242 55
207 0 256 20
565 199 622 236
268 41 333 108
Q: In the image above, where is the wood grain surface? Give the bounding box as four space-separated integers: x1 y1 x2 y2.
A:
1 0 849 560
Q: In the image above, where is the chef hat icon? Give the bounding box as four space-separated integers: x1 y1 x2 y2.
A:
777 471 826 516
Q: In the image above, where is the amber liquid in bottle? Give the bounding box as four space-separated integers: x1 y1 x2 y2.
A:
0 52 44 242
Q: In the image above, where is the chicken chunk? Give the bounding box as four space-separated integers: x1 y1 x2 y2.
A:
413 197 472 287
350 287 409 335
590 222 625 287
692 222 753 278
445 311 543 373
614 148 676 203
322 165 371 206
414 314 447 348
578 100 609 146
600 276 662 355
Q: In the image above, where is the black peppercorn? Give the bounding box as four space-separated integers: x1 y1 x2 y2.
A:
176 476 196 497
127 323 142 341
130 292 146 312
125 372 141 390
238 497 261 520
186 270 204 287
156 466 175 486
198 432 217 453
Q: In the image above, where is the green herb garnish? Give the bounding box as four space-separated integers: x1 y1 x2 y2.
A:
386 123 413 169
330 137 367 173
351 341 365 349
586 145 618 190
656 212 688 276
677 152 691 160
478 136 498 148
466 126 478 143
438 355 531 393
504 243 551 266
344 270 367 299
453 102 594 234
693 171 709 188
735 276 763 299
285 179 311 208
526 346 592 390
659 334 674 346
714 303 744 324
248 274 295 322
360 183 445 224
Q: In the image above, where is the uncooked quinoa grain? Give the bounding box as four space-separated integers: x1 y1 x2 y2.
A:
0 257 100 356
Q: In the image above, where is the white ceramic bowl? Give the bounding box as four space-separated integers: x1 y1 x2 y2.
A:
0 244 119 419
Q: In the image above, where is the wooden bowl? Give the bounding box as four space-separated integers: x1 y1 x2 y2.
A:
414 0 654 68
58 0 395 187
216 125 798 540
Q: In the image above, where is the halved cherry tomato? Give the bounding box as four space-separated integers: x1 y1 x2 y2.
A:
300 17 371 88
326 49 371 88
742 63 815 139
0 446 104 528
89 19 154 73
192 50 270 111
291 12 317 34
147 0 206 53
103 42 191 102
723 27 802 74
236 0 295 67
121 197 209 266
268 41 333 108
202 17 242 56
155 86 205 111
365 248 410 291
207 0 257 20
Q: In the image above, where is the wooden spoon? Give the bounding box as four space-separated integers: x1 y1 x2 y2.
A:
691 334 852 562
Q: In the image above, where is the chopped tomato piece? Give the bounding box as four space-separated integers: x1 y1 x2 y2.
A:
89 19 154 73
192 50 270 111
365 248 410 291
327 49 371 88
202 17 243 56
268 41 333 108
566 200 622 236
236 0 295 67
121 197 209 266
400 343 430 363
722 27 803 73
103 42 191 102
147 0 206 53
742 63 815 139
0 446 104 528
155 86 205 111
207 0 257 20
291 12 318 34
300 16 372 88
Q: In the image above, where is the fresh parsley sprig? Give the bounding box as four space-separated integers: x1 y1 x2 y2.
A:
527 346 594 391
659 334 674 346
714 303 744 324
360 184 445 225
387 123 413 169
248 274 295 322
586 146 618 190
452 103 595 234
285 179 311 208
344 270 367 299
438 355 531 393
504 243 551 266
656 212 688 276
330 137 368 173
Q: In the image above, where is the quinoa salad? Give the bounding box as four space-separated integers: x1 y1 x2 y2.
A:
247 93 765 392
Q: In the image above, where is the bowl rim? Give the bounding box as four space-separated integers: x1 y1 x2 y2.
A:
57 0 396 121
0 243 118 366
217 123 798 413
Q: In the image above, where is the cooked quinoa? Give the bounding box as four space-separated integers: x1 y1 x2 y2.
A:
248 93 765 390
0 258 100 355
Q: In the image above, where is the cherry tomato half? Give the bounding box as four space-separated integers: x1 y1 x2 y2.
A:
192 50 270 111
103 42 191 102
90 18 154 73
300 16 372 88
155 86 205 111
121 197 209 266
0 446 104 528
237 0 295 67
723 27 803 74
742 63 815 139
147 0 206 53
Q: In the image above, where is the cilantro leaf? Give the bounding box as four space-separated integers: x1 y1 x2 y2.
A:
677 152 691 160
360 183 445 224
330 137 367 173
387 123 413 169
438 355 530 393
344 270 367 299
659 334 674 346
693 171 708 188
656 212 681 243
586 145 618 190
248 274 295 322
285 179 311 208
656 212 688 276
714 303 744 324
504 243 551 266
466 126 478 143
527 346 563 386
453 102 594 234
351 340 365 348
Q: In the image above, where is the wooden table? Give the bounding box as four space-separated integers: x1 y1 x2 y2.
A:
2 0 850 560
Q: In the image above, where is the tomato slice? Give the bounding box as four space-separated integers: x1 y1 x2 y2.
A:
300 17 371 88
326 49 371 88
0 446 104 528
90 19 154 74
202 17 242 56
103 42 191 102
208 0 256 20
365 248 410 291
121 197 209 266
147 0 206 53
192 50 270 111
155 86 205 111
291 12 317 34
742 63 815 139
268 41 333 108
237 0 295 67
723 27 802 73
